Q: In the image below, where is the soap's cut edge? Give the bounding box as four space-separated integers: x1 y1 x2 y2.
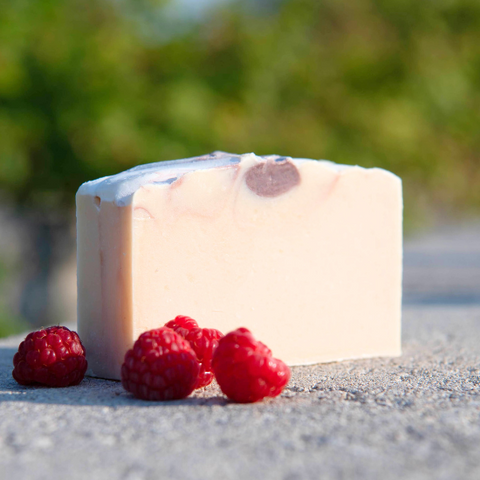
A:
317 161 403 186
369 166 403 185
76 152 402 207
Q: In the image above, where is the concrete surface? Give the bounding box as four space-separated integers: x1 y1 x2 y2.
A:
1 223 479 480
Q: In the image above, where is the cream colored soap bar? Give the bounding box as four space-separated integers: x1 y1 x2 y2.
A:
76 152 402 380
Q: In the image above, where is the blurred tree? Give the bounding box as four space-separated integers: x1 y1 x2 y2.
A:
0 0 478 222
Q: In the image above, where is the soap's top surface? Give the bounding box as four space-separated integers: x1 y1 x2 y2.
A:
76 151 396 206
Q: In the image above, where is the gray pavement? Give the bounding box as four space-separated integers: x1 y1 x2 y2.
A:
1 223 480 480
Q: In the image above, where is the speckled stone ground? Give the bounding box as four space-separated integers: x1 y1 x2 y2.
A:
1 224 479 480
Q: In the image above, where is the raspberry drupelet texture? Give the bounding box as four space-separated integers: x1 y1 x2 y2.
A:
121 327 200 401
212 327 291 403
165 315 198 339
165 315 223 389
12 326 87 387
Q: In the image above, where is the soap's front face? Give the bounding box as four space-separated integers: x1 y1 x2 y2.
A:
77 153 402 380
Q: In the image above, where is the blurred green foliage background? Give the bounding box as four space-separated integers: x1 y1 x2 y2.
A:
0 0 479 335
1 0 479 222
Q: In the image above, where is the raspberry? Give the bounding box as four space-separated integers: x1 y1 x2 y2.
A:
212 327 290 403
121 327 200 401
12 326 87 387
165 315 198 339
165 315 223 388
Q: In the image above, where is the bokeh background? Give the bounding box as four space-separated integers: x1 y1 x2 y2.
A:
0 0 479 336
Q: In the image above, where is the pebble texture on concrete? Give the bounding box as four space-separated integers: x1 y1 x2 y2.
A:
0 224 479 480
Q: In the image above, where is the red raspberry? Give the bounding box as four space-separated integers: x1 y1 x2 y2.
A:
212 327 291 403
12 326 87 387
121 327 200 401
183 327 223 388
165 315 198 338
165 315 223 388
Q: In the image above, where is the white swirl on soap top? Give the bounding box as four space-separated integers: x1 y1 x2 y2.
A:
76 151 365 206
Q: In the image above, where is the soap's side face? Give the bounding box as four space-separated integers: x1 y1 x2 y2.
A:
77 195 134 379
129 158 402 369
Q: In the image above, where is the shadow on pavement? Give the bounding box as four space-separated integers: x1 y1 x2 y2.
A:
0 346 229 408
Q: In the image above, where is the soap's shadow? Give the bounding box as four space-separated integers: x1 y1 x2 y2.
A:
0 347 229 407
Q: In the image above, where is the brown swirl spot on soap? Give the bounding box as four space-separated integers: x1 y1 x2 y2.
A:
245 159 300 197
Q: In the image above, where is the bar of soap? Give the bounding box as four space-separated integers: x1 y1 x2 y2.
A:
76 152 402 380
